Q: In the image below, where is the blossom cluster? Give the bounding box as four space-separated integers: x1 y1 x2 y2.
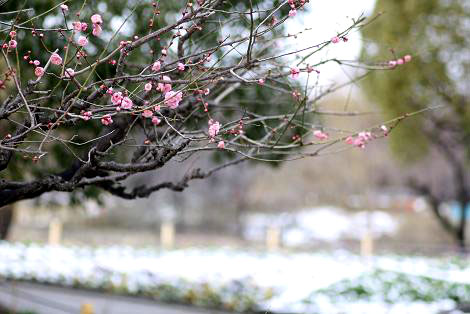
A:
389 55 412 68
345 126 388 149
288 0 307 17
208 119 224 148
73 13 103 49
0 0 406 177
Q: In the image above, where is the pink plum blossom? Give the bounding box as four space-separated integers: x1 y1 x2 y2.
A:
111 92 123 105
331 36 340 43
208 119 221 137
313 130 328 141
164 91 183 109
121 97 133 110
177 62 185 71
404 55 412 63
290 67 300 79
8 40 17 49
72 21 82 31
81 111 92 121
50 53 62 65
77 36 88 47
92 24 102 37
101 114 113 125
346 131 374 149
142 110 153 118
91 14 103 25
144 82 152 91
34 67 45 77
217 141 225 149
289 9 297 17
158 76 172 93
152 61 161 72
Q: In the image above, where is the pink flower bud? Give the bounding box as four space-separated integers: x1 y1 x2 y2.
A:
34 67 45 77
331 36 340 44
81 111 92 121
101 114 113 125
65 68 75 78
151 116 161 125
290 67 300 79
313 130 328 141
8 40 17 49
381 125 389 136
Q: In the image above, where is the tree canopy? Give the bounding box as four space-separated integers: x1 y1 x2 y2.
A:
361 0 470 249
0 0 391 209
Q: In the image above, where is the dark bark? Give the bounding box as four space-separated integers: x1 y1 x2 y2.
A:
409 179 468 252
0 205 13 240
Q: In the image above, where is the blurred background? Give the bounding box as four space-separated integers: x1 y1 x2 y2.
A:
0 0 469 314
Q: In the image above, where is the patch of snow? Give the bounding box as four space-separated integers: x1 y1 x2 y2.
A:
0 242 467 314
243 207 399 246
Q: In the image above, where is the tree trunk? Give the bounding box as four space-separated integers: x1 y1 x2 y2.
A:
0 205 13 240
456 200 468 253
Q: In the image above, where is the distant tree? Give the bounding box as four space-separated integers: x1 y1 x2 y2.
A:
0 0 405 234
361 0 470 250
0 204 12 239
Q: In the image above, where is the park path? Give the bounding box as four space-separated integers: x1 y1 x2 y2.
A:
0 281 230 314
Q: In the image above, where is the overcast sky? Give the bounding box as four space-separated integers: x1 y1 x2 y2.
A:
284 0 377 87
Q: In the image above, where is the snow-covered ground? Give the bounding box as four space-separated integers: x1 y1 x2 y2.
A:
243 207 398 245
0 242 468 314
